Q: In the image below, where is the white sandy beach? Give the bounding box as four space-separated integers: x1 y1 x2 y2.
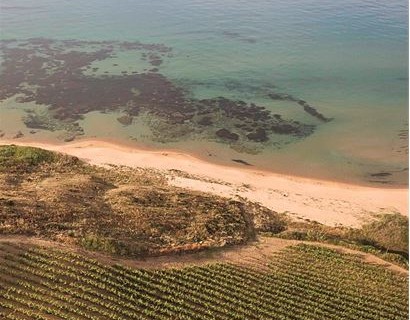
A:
1 139 408 227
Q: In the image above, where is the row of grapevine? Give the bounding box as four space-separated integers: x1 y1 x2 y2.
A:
0 242 407 320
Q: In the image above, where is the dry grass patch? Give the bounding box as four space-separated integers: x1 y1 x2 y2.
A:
0 145 274 257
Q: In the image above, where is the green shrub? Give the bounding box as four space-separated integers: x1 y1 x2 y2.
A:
252 207 288 234
0 145 56 170
80 234 149 256
348 213 408 255
276 230 308 240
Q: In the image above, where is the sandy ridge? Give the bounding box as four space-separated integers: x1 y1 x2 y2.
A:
0 139 408 227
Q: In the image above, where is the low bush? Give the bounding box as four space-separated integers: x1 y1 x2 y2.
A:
0 145 56 171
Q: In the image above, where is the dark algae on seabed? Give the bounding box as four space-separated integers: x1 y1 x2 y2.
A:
0 38 331 149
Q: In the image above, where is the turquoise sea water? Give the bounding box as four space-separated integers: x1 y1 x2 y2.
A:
0 0 408 185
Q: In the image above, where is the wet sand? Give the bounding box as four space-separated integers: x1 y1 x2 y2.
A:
1 138 408 227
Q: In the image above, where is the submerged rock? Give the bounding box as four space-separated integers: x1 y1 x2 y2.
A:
297 100 332 122
150 59 162 66
271 123 298 135
232 159 252 166
0 38 323 150
63 135 76 142
13 131 24 139
216 128 239 141
117 115 133 126
246 128 268 142
197 116 213 126
370 172 392 177
269 92 332 122
268 93 296 101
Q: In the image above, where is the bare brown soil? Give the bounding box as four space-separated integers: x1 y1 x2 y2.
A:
0 235 406 275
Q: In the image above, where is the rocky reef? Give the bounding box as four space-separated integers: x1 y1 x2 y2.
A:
268 92 332 122
0 38 329 150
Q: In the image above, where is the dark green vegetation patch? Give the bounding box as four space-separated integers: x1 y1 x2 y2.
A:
0 242 407 319
0 145 56 170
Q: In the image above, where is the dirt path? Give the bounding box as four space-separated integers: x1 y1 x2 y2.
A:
0 235 406 274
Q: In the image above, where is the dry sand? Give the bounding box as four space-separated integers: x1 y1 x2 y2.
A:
1 139 408 227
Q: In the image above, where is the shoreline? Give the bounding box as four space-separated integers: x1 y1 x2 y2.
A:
2 135 407 189
1 138 408 227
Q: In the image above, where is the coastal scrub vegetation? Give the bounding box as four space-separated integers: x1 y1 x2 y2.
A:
0 145 407 268
0 145 284 257
0 145 56 170
273 213 409 267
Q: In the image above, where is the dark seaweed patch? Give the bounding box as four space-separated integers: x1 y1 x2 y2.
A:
117 115 133 126
0 38 322 149
232 159 253 166
13 131 24 139
268 93 332 122
367 167 408 186
198 116 213 126
246 128 268 142
216 128 239 141
395 125 408 155
370 172 392 177
221 31 257 44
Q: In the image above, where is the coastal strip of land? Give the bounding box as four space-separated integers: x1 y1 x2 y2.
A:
0 139 407 227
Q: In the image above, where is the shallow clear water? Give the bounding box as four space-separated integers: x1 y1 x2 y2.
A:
0 0 408 185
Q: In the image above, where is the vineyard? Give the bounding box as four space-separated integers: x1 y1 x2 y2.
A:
0 241 407 320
